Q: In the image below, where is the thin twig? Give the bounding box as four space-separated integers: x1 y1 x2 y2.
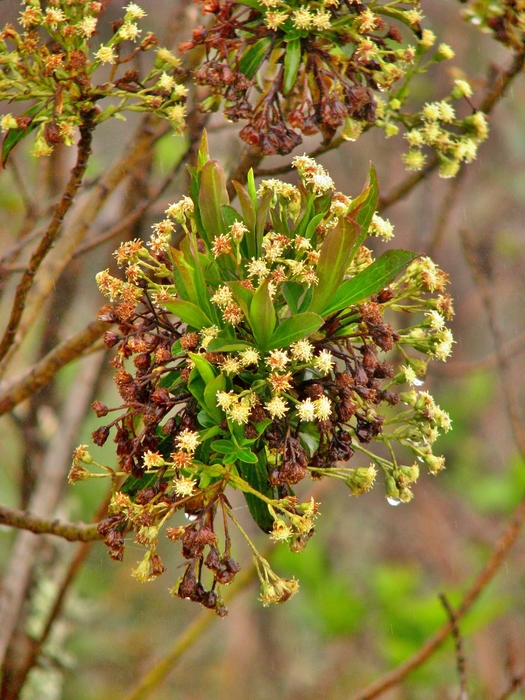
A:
0 350 106 669
348 497 525 700
0 503 102 542
0 320 107 415
460 228 525 458
73 162 186 259
439 593 468 700
0 111 96 365
0 117 167 379
427 167 467 256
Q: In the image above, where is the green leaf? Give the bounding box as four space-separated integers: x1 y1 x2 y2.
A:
163 299 212 328
305 211 326 241
2 103 42 166
323 249 418 317
188 369 206 407
308 215 361 314
247 168 258 209
256 192 273 257
206 338 253 353
233 181 257 258
188 352 217 385
266 312 323 351
211 439 237 454
283 38 302 95
203 373 226 423
348 163 379 260
239 37 273 79
236 449 259 464
197 129 210 169
172 248 197 304
237 450 275 533
198 160 229 243
221 204 243 230
282 281 304 314
227 280 254 323
250 279 276 350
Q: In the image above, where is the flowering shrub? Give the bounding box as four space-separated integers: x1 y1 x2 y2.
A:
72 138 454 613
182 0 488 173
0 1 186 163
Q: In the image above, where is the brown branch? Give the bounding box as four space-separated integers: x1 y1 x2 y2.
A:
4 493 110 698
439 593 468 700
0 501 102 542
0 320 107 415
73 158 188 259
479 50 525 114
348 497 525 700
460 229 525 458
0 111 96 365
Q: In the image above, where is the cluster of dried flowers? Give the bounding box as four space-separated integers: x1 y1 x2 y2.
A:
71 141 454 613
0 1 186 162
182 0 488 169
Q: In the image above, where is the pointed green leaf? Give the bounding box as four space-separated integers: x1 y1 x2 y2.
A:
283 38 302 95
163 299 212 328
188 352 217 385
239 37 273 79
282 281 304 314
348 163 379 259
323 249 418 317
309 215 361 314
250 279 276 350
247 168 258 209
237 449 274 532
2 103 43 166
198 160 229 243
227 280 254 324
197 130 210 169
188 368 206 407
266 312 323 351
206 339 253 353
203 373 226 423
256 192 273 257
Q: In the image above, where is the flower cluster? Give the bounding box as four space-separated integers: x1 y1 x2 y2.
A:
0 2 186 162
73 143 454 613
182 0 431 154
399 86 489 178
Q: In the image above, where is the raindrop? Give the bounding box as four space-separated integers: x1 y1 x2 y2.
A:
413 378 425 387
417 456 424 463
387 497 401 506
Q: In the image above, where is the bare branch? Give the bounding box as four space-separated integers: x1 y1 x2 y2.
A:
348 497 525 700
439 593 468 700
0 320 107 415
0 111 96 365
0 503 101 541
460 228 525 459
